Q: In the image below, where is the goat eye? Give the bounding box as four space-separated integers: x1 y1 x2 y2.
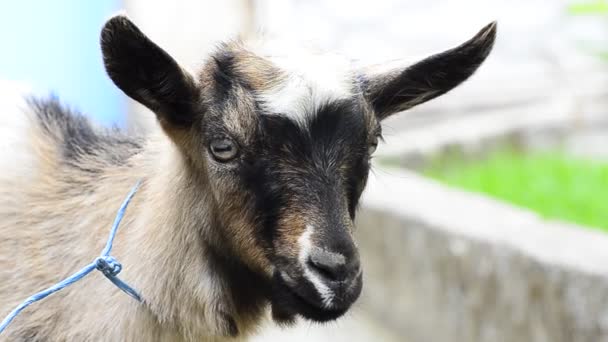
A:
209 138 238 162
368 140 378 155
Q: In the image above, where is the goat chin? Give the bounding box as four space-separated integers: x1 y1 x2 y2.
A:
268 270 359 325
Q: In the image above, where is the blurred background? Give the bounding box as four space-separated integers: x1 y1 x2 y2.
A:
3 0 606 129
3 0 608 341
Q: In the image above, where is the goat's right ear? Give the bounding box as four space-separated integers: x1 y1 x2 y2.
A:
101 15 199 127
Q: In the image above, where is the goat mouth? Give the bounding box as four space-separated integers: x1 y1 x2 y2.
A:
269 272 351 324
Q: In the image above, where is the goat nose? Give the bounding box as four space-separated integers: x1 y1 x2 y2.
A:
308 247 360 282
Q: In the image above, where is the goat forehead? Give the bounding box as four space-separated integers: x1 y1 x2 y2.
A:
254 48 356 124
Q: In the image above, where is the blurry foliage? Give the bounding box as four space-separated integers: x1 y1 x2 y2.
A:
568 0 608 15
568 0 608 61
424 148 608 232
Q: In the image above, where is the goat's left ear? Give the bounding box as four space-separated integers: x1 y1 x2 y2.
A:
362 22 497 120
101 15 200 128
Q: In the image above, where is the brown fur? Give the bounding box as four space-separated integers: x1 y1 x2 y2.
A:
0 101 264 341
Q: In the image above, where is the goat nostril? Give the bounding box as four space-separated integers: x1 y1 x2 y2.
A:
307 247 360 282
307 258 342 281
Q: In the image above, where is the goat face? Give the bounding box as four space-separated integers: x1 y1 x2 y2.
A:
101 16 496 323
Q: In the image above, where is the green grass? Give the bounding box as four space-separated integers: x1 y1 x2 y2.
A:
568 0 608 15
424 149 608 232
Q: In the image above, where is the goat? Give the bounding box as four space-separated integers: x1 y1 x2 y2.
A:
0 15 496 341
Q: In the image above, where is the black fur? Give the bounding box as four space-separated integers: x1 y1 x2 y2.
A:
234 99 370 321
269 271 359 324
241 99 371 248
100 16 201 127
29 97 143 171
366 21 497 119
210 49 238 98
204 242 270 336
308 100 371 218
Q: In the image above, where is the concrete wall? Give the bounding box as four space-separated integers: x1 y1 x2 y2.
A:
355 168 608 342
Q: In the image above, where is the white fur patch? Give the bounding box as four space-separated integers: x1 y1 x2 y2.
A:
298 224 335 308
254 40 354 125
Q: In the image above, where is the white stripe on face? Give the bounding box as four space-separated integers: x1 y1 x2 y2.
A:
256 47 354 125
298 225 335 308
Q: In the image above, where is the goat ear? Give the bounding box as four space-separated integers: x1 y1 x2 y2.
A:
362 22 497 120
101 15 199 127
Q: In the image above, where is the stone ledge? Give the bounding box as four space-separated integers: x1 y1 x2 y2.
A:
356 168 608 342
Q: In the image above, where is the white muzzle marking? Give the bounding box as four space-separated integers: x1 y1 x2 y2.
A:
297 225 336 308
